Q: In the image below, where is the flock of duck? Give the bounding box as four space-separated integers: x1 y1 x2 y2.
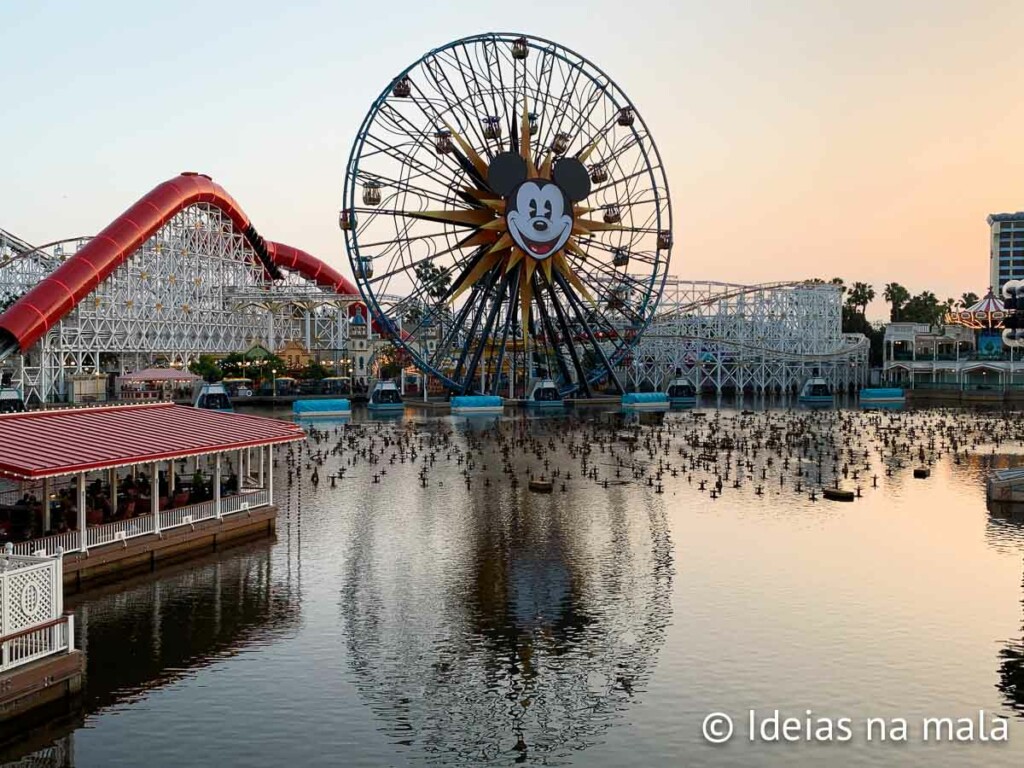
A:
276 408 1024 505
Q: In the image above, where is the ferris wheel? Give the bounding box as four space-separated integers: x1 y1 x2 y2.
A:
341 32 672 396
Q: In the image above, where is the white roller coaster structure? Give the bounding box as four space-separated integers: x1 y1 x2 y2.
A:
3 227 869 404
620 279 869 394
1 209 367 404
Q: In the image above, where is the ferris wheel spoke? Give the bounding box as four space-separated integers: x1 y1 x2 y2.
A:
555 271 624 392
461 267 510 393
535 58 586 160
539 269 593 396
451 44 501 159
531 273 576 391
359 139 462 201
369 104 471 186
430 279 488 378
367 230 485 285
488 266 521 396
420 55 492 154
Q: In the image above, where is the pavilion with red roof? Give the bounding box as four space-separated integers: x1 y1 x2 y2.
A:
0 402 302 584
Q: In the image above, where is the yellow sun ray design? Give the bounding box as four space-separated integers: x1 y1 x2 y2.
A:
415 98 613 354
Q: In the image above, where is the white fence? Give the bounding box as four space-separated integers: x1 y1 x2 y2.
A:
0 614 74 673
7 489 271 557
0 554 70 673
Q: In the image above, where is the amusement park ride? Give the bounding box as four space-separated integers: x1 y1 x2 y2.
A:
0 33 867 404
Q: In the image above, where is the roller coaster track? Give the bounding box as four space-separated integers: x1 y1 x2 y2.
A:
0 173 358 362
653 279 822 319
634 331 869 362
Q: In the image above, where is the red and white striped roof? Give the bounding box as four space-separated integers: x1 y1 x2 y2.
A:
965 291 1004 314
0 403 303 479
944 289 1005 329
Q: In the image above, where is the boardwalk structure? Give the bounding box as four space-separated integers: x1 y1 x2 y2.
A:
0 402 303 589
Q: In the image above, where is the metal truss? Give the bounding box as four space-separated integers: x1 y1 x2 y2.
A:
4 221 869 402
0 206 358 403
0 228 70 306
619 279 869 393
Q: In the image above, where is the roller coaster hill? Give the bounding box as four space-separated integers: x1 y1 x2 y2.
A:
0 172 868 405
0 172 375 405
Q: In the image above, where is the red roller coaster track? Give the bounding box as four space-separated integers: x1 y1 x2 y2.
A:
0 172 357 357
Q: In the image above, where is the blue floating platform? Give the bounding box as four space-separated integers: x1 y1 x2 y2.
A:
293 398 351 418
859 387 905 409
367 401 404 412
621 392 670 411
669 396 698 408
451 395 504 415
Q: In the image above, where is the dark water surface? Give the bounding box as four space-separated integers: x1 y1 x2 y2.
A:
4 407 1024 767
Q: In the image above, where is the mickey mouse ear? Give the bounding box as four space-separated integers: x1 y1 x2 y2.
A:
552 158 591 202
488 152 528 197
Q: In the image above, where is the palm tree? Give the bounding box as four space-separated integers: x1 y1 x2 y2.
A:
845 282 875 315
883 283 910 321
959 292 979 309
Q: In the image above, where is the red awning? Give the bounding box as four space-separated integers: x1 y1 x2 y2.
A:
119 367 200 382
0 403 303 479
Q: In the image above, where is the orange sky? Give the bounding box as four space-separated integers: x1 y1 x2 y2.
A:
2 1 1022 321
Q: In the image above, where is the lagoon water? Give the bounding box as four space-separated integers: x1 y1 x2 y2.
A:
4 406 1024 767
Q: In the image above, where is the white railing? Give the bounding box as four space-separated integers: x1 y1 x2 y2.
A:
160 498 215 530
222 488 268 515
0 614 74 673
86 514 155 549
10 530 80 557
3 489 271 558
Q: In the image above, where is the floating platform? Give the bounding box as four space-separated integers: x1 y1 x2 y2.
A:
366 405 405 417
450 395 504 415
822 487 855 502
859 388 906 409
293 398 351 418
987 468 1024 503
621 392 670 411
528 479 554 493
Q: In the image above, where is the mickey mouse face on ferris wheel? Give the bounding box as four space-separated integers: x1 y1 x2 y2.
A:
488 152 591 261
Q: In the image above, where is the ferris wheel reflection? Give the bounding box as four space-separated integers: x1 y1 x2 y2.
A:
339 455 674 765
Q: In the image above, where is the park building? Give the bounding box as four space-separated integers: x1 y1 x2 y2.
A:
989 212 1024 295
882 289 1024 388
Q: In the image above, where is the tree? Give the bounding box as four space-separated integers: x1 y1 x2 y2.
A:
220 350 286 383
960 292 979 309
302 361 328 380
900 291 945 325
189 355 223 383
829 277 846 295
372 342 406 380
883 282 911 321
415 261 453 302
845 281 875 315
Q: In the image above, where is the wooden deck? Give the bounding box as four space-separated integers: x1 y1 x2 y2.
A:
0 650 84 725
61 505 278 592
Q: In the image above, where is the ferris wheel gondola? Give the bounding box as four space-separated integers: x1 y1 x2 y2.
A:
342 32 672 397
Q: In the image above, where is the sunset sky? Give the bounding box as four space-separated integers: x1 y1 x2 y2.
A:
2 0 1022 319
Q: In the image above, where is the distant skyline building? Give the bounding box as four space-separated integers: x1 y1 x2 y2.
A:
988 212 1024 294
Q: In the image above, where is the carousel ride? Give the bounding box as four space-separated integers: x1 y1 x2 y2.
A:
341 33 672 398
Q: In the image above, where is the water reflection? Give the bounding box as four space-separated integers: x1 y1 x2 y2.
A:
340 422 673 765
0 736 73 768
0 541 300 766
999 569 1024 718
